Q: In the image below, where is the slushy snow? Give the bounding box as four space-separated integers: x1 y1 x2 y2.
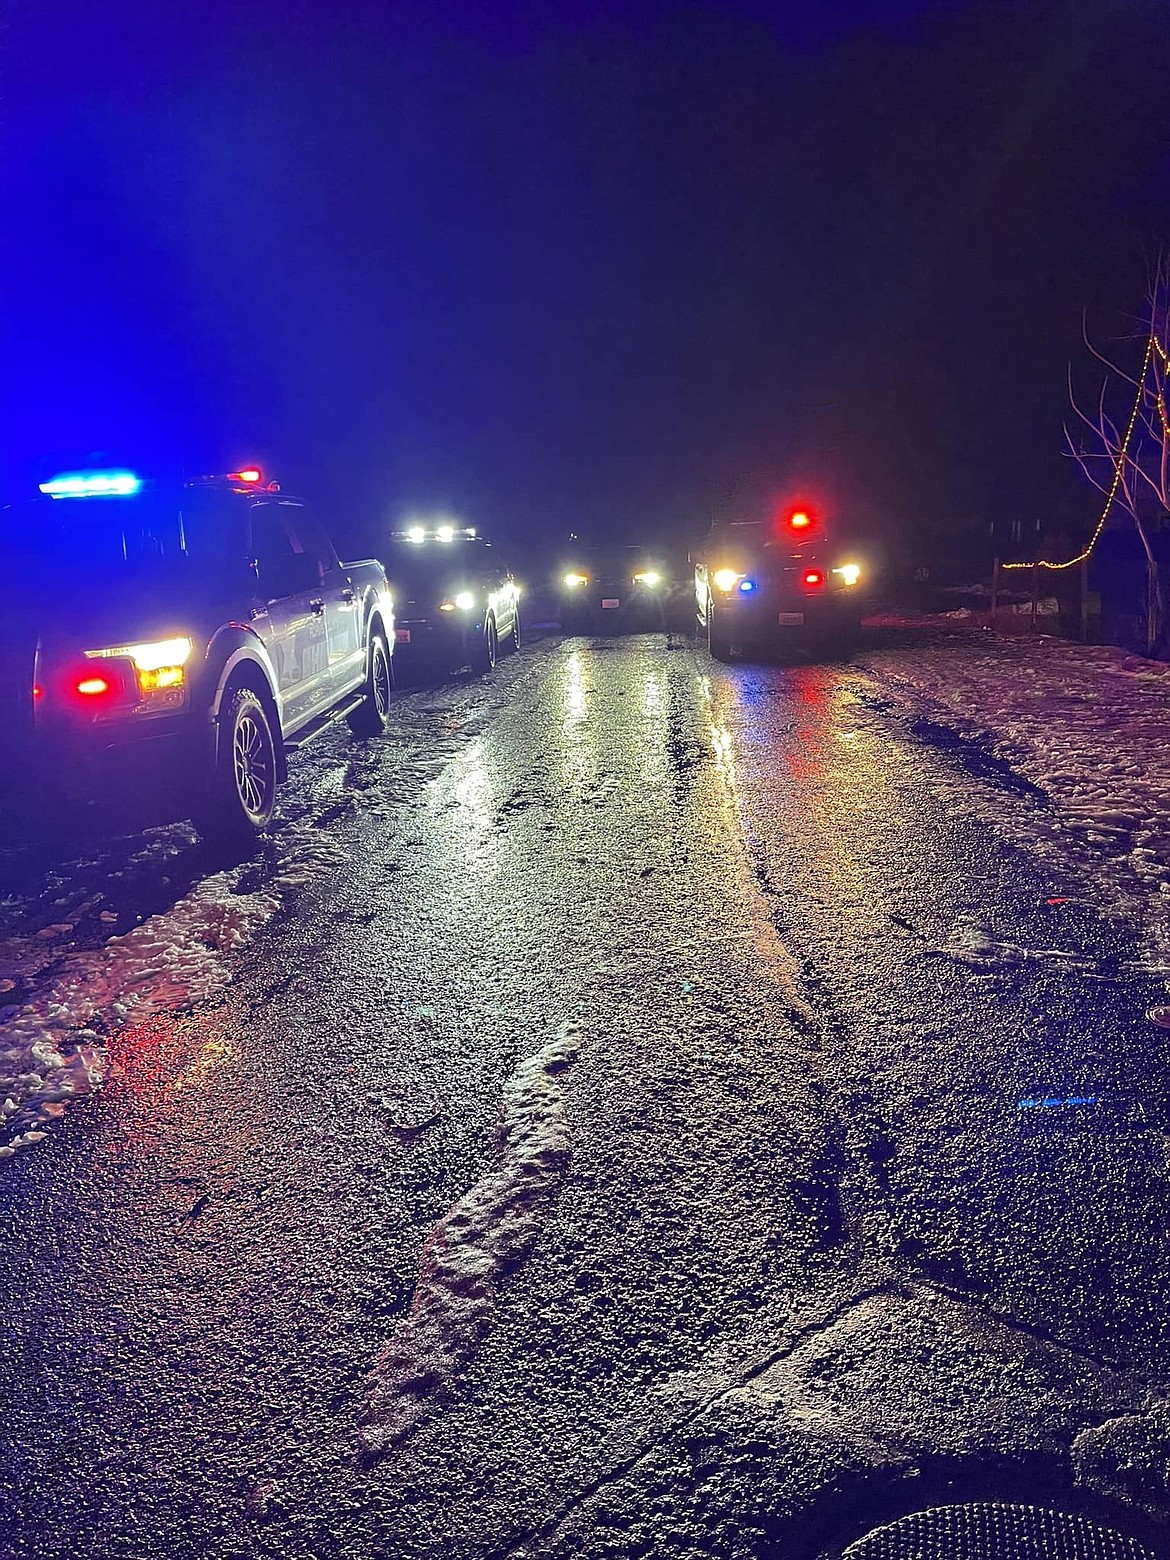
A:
862 627 1170 964
357 1025 582 1458
0 825 344 1156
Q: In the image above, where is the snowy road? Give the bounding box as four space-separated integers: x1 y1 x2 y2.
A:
1 626 1168 1559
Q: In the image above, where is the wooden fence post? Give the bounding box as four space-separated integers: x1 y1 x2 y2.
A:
1079 557 1089 642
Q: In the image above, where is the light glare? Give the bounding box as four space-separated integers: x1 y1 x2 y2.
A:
40 469 142 499
85 636 193 672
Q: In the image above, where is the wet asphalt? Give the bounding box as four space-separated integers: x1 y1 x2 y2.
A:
1 627 1168 1560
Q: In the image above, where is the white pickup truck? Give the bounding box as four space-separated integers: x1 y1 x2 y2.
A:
0 466 395 838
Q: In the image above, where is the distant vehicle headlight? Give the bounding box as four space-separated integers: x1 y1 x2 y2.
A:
563 572 589 589
454 590 476 610
712 568 744 592
633 570 662 589
832 563 863 586
83 636 194 709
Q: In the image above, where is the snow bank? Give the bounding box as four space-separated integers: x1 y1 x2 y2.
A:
357 1025 582 1459
863 631 1170 957
0 826 345 1157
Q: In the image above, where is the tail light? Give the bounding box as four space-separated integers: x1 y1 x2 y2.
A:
801 569 825 589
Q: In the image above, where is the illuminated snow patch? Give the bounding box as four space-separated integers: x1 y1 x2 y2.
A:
357 1025 582 1459
861 636 1170 962
0 826 345 1158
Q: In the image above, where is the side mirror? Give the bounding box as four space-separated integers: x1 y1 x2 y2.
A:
261 551 321 599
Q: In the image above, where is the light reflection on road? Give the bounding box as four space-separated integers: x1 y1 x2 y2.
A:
562 648 588 731
439 736 501 884
705 662 896 937
703 650 1170 1370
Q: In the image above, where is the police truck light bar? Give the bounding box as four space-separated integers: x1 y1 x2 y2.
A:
39 469 143 499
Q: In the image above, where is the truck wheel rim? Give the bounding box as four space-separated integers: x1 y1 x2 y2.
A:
373 644 391 715
233 712 272 817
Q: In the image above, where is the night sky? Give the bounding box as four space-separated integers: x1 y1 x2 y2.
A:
3 0 1167 554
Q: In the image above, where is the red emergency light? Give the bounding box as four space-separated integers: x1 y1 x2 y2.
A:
801 569 825 588
772 499 819 538
229 466 263 485
65 664 129 706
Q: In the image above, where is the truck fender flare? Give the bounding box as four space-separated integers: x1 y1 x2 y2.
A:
206 633 287 781
361 602 392 675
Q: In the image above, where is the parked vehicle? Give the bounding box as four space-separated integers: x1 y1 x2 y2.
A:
556 538 690 633
0 465 395 838
383 523 520 674
693 508 866 659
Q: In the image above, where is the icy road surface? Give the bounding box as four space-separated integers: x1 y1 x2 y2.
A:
0 625 1168 1560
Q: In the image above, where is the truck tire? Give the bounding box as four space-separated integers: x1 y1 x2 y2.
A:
347 629 393 736
707 600 732 661
195 684 279 841
472 613 499 674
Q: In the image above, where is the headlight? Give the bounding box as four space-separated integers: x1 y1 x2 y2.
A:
563 572 589 589
712 568 744 592
454 590 476 610
85 636 193 672
633 570 661 589
832 563 862 587
83 636 193 708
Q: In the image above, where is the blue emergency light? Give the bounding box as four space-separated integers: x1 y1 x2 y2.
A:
39 469 143 499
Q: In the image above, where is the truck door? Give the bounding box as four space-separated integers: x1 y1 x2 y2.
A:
485 565 518 641
279 502 363 698
249 503 330 731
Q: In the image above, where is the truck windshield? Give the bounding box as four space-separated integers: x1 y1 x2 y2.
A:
385 537 496 588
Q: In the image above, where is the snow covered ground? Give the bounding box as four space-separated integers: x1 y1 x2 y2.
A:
0 823 346 1157
860 623 1170 977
